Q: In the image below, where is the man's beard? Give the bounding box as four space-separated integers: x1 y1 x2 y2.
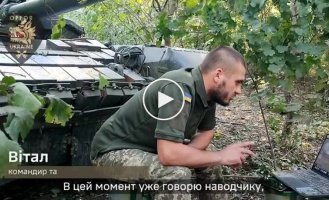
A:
209 81 230 106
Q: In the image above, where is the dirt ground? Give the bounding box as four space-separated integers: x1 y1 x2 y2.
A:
213 91 321 174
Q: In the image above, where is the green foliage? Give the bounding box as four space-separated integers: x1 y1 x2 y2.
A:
0 76 74 177
268 116 282 134
1 106 34 142
266 94 302 114
213 130 223 140
150 0 328 87
44 96 74 126
185 0 198 9
0 76 15 95
155 12 172 45
99 73 109 90
65 0 156 44
2 83 43 142
247 156 273 177
0 130 22 178
51 16 66 39
1 76 15 86
0 77 74 136
9 83 43 116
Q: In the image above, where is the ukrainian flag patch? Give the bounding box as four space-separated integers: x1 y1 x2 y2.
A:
184 92 192 103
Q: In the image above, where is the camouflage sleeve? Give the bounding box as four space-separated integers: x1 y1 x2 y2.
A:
154 83 191 143
197 103 216 131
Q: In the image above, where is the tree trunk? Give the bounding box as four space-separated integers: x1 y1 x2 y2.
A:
280 0 299 139
164 0 177 46
281 91 293 137
290 0 298 25
280 0 299 138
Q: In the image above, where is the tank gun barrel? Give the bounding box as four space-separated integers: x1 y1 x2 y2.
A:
6 0 104 18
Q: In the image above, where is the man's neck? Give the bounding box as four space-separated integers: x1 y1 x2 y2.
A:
201 73 212 101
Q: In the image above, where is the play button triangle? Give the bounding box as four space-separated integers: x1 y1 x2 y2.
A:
158 91 174 108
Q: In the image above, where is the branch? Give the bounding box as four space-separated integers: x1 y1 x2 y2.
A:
109 1 154 43
121 7 153 37
162 0 169 11
153 0 161 12
290 0 298 25
100 2 148 44
139 0 157 22
245 65 278 170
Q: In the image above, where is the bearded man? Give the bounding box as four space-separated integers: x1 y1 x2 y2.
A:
91 46 255 200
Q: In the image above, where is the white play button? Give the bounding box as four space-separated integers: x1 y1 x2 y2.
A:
158 91 174 108
142 78 185 121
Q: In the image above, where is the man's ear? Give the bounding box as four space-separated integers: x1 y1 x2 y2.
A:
216 67 224 76
213 68 223 83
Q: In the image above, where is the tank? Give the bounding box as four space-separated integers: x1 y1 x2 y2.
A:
0 0 207 169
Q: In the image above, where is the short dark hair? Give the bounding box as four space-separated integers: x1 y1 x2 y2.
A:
200 46 246 74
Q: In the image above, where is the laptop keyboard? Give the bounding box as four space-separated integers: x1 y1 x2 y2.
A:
292 170 329 194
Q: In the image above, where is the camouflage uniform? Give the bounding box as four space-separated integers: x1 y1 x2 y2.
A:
92 144 226 200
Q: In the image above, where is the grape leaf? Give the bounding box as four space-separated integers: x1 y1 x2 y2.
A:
295 43 325 57
9 83 42 116
0 84 8 96
0 130 22 178
315 0 329 13
0 76 15 96
99 73 109 90
275 45 288 53
44 95 74 126
268 64 283 74
51 16 66 39
58 16 66 28
262 45 275 56
293 28 305 36
1 106 35 142
1 76 15 86
33 93 46 107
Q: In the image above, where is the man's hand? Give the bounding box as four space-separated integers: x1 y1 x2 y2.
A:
216 141 255 167
157 140 255 168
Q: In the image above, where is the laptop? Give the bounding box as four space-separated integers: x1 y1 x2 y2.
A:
273 135 329 198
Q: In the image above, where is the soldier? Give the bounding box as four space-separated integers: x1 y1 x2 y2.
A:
91 46 255 200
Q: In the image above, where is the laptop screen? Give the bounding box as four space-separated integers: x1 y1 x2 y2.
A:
313 137 329 176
